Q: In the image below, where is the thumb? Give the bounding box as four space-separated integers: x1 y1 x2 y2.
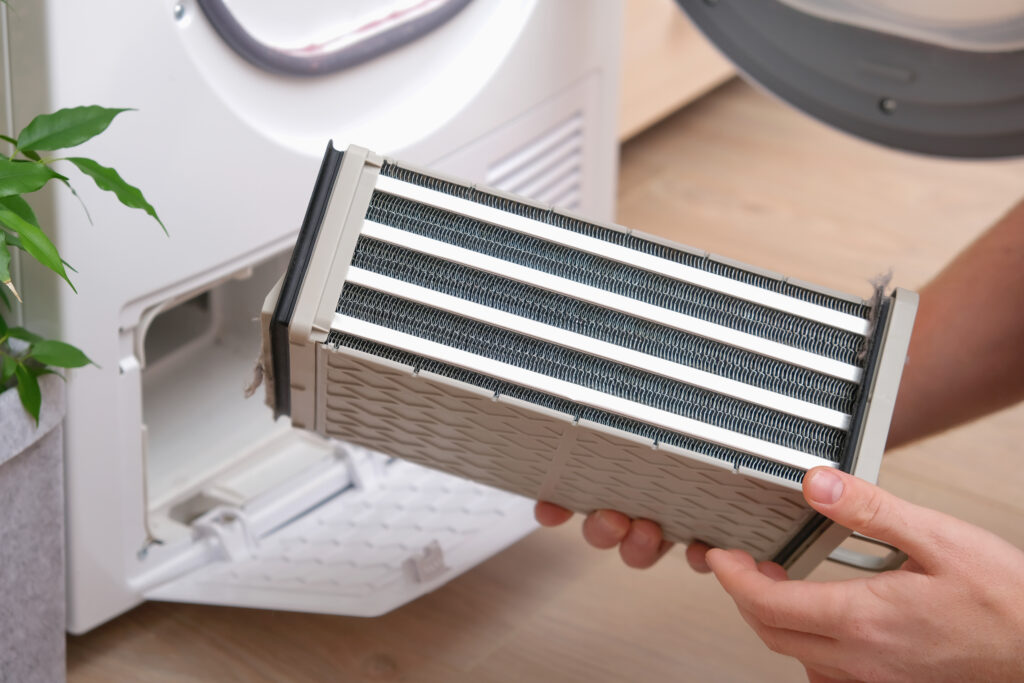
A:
802 467 948 569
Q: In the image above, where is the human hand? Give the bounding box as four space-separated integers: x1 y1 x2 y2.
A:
534 501 711 570
705 467 1024 682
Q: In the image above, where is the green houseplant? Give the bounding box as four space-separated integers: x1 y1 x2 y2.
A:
0 105 163 422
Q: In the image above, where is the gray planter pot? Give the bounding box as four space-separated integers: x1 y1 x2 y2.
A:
0 375 66 683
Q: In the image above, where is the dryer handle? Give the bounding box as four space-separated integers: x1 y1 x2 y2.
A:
197 0 473 77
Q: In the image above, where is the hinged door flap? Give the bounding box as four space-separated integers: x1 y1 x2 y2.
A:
145 445 536 616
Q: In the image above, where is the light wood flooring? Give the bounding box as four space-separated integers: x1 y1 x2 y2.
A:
68 79 1024 683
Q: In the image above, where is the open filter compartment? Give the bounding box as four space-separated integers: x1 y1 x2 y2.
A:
131 246 535 615
264 144 918 578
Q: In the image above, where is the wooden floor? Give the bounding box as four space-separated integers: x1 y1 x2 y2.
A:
68 80 1024 682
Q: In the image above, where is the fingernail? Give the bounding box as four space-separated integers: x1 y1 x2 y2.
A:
806 469 844 505
630 524 656 549
594 509 617 532
704 548 728 571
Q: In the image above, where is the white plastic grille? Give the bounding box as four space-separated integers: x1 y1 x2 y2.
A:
147 455 536 616
486 113 585 209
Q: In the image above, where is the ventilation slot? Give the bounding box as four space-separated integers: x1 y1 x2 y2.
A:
486 114 584 209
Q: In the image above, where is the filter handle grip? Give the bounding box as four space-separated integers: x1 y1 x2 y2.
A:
826 532 907 572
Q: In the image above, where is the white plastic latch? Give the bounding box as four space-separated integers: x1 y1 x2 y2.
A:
340 441 390 493
193 506 257 561
403 540 448 583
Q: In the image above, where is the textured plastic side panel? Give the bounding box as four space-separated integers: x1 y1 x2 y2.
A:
317 345 816 562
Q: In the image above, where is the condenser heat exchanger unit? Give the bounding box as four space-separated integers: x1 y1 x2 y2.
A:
262 144 917 578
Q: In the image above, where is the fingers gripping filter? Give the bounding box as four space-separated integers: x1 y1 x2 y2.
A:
262 143 917 578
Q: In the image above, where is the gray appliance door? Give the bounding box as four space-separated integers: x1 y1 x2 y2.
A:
676 0 1024 158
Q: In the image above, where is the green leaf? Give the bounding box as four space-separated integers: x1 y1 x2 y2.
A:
0 234 7 284
7 327 42 343
0 227 76 275
0 205 74 290
0 283 9 310
28 366 64 380
57 178 93 225
14 362 41 424
0 158 60 198
67 157 165 233
1 355 15 383
0 233 8 284
17 106 133 152
0 310 6 336
0 231 18 302
0 194 38 225
29 339 92 368
0 134 35 160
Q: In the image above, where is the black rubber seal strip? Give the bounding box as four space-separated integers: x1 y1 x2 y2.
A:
197 0 472 78
269 141 344 418
771 296 893 566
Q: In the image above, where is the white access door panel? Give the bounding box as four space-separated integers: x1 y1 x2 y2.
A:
146 446 536 616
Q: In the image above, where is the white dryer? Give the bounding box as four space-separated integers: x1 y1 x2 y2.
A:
3 0 621 633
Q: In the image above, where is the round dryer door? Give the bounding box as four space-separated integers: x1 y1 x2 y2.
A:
174 0 539 154
676 0 1024 158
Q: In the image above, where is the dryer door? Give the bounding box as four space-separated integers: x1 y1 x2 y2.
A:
175 0 539 155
